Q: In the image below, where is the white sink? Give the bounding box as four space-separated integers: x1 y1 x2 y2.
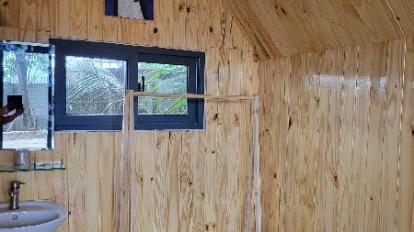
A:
0 201 67 232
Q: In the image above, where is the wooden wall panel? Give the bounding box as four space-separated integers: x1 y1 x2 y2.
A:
398 37 414 231
0 1 259 232
260 38 414 231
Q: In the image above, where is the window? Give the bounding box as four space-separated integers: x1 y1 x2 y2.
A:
0 42 52 149
52 39 204 131
65 57 126 116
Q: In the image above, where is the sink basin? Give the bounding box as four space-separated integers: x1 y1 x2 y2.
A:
0 201 67 232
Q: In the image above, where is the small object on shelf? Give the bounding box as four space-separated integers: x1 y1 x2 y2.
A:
35 159 65 170
14 150 31 170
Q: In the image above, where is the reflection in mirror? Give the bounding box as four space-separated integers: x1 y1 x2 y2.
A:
1 42 52 150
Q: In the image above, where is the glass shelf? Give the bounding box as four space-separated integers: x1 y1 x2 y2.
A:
0 163 65 173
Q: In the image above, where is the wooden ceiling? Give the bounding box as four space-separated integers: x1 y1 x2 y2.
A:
224 0 414 58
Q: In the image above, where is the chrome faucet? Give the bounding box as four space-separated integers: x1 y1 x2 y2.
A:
9 181 25 210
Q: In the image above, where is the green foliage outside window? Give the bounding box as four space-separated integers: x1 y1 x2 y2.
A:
138 62 188 115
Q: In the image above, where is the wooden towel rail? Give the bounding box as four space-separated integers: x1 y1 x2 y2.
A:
115 90 261 232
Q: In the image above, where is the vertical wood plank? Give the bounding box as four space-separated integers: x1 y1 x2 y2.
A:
86 0 103 41
67 133 86 232
184 0 199 50
336 46 357 231
54 133 69 232
84 133 101 232
157 0 173 47
363 42 386 232
382 39 404 232
102 16 119 42
19 0 37 31
141 131 156 232
36 0 56 35
227 49 242 231
153 131 170 232
165 132 181 232
18 0 37 41
204 47 219 231
69 0 87 39
56 0 70 37
99 132 117 232
178 131 194 231
172 0 186 49
398 37 414 232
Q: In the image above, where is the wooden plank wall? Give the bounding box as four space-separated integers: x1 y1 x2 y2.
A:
260 38 414 231
0 0 260 232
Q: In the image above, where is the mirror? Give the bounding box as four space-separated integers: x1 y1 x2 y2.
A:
1 42 52 150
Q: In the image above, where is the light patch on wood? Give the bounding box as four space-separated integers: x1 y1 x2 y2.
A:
118 0 144 20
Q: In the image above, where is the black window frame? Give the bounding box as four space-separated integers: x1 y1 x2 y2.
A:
51 39 205 131
0 42 53 149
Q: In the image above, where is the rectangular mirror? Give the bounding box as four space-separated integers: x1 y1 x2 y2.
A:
1 42 53 150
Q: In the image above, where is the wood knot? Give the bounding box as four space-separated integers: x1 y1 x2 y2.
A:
205 223 216 231
186 7 191 13
209 26 214 33
213 113 219 121
411 129 414 136
288 117 293 129
330 168 339 187
396 16 401 21
153 27 158 33
178 4 184 11
273 173 277 179
136 174 144 184
150 177 154 181
233 114 240 125
281 8 287 15
370 195 374 201
2 1 8 7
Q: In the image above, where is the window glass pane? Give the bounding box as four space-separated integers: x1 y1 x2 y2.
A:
138 62 188 115
66 56 126 115
2 48 49 149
